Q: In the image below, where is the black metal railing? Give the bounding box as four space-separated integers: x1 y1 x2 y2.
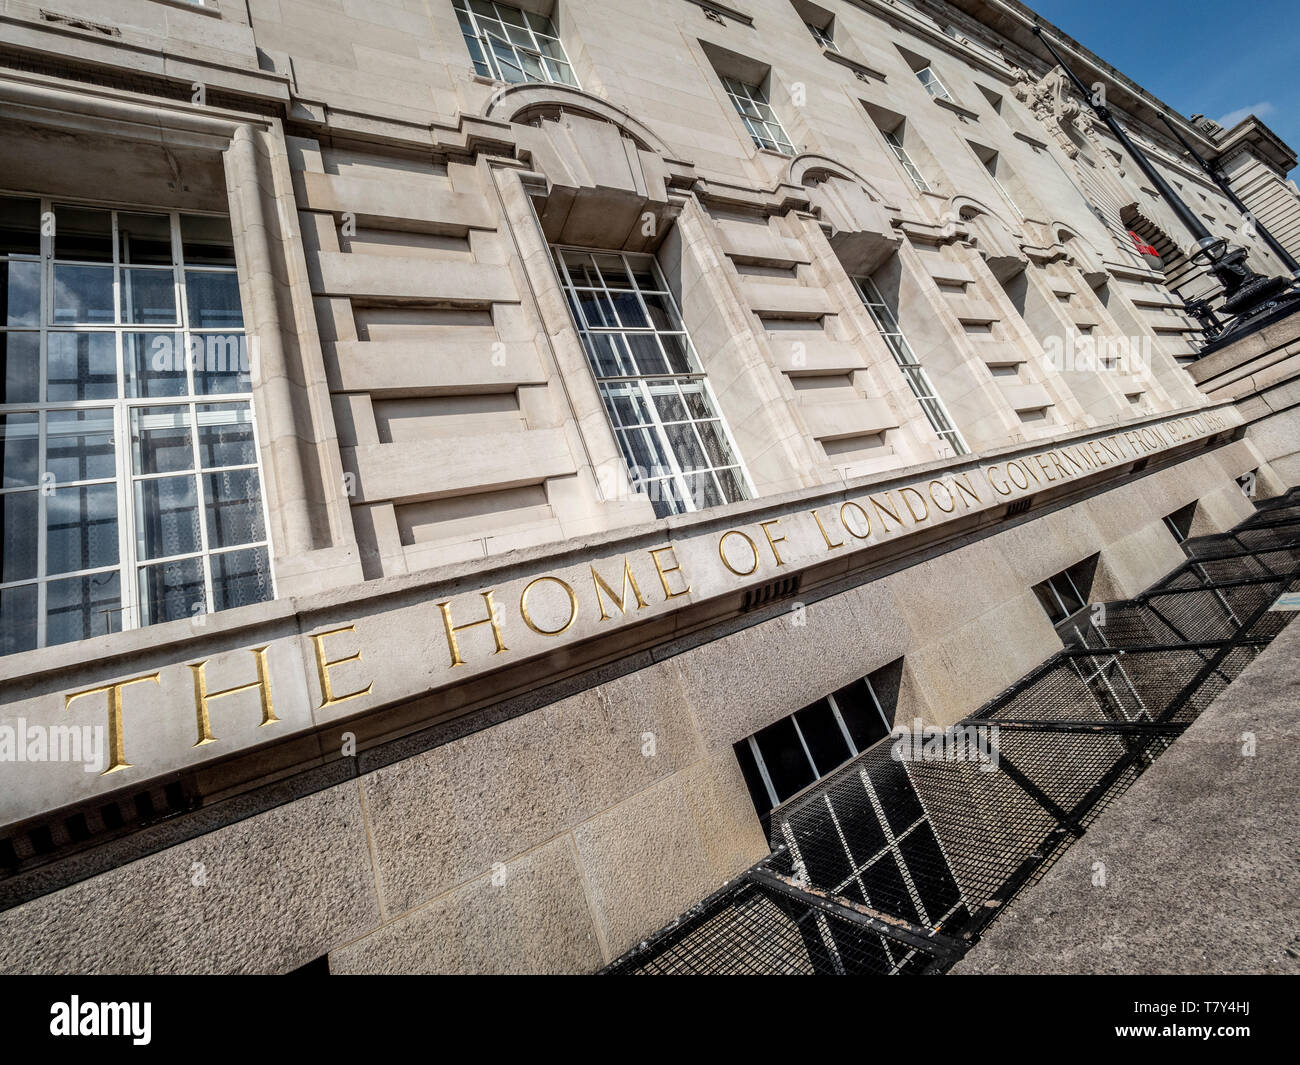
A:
604 487 1300 974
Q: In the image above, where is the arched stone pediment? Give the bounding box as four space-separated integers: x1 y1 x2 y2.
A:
787 153 889 204
788 153 899 274
1052 222 1108 285
483 85 691 252
949 195 1025 279
482 82 673 157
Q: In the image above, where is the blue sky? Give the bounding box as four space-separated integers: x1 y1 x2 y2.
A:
1029 0 1299 177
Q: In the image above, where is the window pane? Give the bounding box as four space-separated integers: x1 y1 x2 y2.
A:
124 332 186 398
663 422 706 472
650 383 688 424
117 213 173 265
211 546 272 612
549 60 577 86
46 409 115 482
683 470 723 510
1052 573 1085 616
185 271 243 329
715 466 748 504
197 404 256 468
594 255 632 289
0 332 39 404
0 196 41 255
46 483 118 575
834 678 890 751
694 419 737 468
180 215 237 266
1 490 37 581
46 570 122 646
605 382 652 428
123 267 177 325
47 332 118 402
0 584 37 655
623 425 671 477
624 333 668 375
193 334 251 395
52 264 114 325
658 333 694 374
561 251 599 286
135 474 201 560
0 413 38 488
610 291 648 328
2 259 41 327
753 716 817 803
1034 581 1066 624
54 205 113 262
795 698 853 775
581 332 625 377
575 289 614 328
204 467 265 547
641 290 681 331
138 555 205 624
132 406 193 475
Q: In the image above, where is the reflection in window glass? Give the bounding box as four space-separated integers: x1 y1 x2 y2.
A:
453 0 578 87
735 668 897 816
553 247 752 517
854 276 968 456
720 77 796 155
0 197 272 653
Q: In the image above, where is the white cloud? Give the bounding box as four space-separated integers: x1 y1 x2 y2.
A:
1215 101 1277 129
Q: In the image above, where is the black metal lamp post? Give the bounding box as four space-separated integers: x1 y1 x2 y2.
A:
1156 112 1300 278
1032 24 1300 353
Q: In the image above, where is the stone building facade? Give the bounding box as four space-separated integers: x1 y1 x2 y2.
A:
0 0 1296 973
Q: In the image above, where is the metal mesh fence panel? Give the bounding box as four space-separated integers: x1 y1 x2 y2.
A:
602 496 1300 975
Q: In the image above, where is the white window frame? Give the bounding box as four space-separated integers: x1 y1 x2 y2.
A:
0 194 274 654
452 0 579 87
720 76 796 156
882 128 932 193
853 276 969 456
915 65 953 102
982 155 1023 218
805 21 837 51
552 247 754 517
746 677 893 811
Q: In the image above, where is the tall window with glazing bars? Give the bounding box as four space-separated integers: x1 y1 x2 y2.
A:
553 248 753 517
453 0 578 86
853 276 968 456
720 77 795 156
0 196 272 657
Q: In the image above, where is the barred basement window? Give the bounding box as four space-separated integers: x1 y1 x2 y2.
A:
553 248 753 517
853 276 968 456
720 77 796 156
882 129 931 193
915 66 952 102
1163 501 1197 544
1032 555 1098 629
0 195 272 657
735 660 902 817
453 0 578 87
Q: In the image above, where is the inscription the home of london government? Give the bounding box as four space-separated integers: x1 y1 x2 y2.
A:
12 409 1232 800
